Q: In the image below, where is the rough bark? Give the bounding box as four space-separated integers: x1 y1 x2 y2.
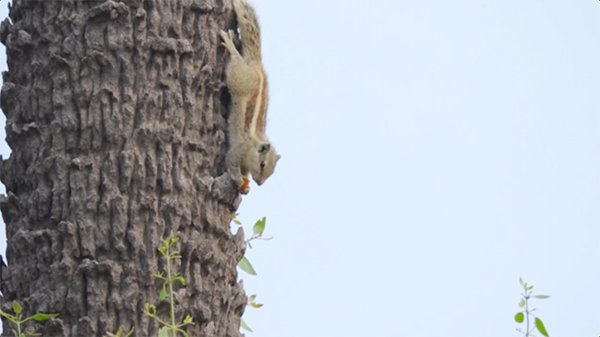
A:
0 0 247 336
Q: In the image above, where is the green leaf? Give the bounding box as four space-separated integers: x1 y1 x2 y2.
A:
107 327 125 337
0 309 17 321
30 313 59 322
247 294 263 308
253 217 266 236
534 295 550 299
105 327 122 337
238 256 257 275
527 285 534 291
12 301 22 315
173 275 187 286
107 327 133 337
158 327 170 337
151 273 165 280
159 285 168 301
514 312 524 323
518 299 526 308
233 214 242 225
240 318 254 332
183 314 194 325
144 303 157 316
535 317 549 337
519 277 525 287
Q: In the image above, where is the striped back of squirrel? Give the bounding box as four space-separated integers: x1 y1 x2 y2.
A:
231 0 268 139
243 67 268 138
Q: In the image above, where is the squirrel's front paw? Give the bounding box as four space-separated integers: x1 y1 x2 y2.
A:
239 176 250 195
220 29 237 51
228 164 249 194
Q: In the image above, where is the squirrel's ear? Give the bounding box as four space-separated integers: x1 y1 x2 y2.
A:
259 143 270 153
276 154 281 161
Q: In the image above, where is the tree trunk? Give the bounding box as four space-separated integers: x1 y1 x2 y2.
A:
0 0 246 336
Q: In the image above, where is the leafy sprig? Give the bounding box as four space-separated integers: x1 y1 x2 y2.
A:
234 216 271 332
0 301 58 337
514 278 550 337
144 237 194 337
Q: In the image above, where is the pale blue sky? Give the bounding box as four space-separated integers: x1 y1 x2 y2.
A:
1 1 599 337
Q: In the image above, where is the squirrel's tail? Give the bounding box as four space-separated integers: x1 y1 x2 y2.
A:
232 0 262 61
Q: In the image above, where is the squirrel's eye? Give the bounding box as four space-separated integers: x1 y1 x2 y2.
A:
259 144 270 153
260 161 266 169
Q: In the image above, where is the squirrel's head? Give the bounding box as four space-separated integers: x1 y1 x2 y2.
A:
248 142 280 185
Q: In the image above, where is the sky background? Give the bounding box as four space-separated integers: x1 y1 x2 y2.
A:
1 1 600 337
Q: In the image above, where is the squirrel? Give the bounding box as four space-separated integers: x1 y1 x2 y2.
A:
220 0 280 195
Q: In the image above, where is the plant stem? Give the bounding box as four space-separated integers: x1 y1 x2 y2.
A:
524 293 530 337
166 252 177 337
